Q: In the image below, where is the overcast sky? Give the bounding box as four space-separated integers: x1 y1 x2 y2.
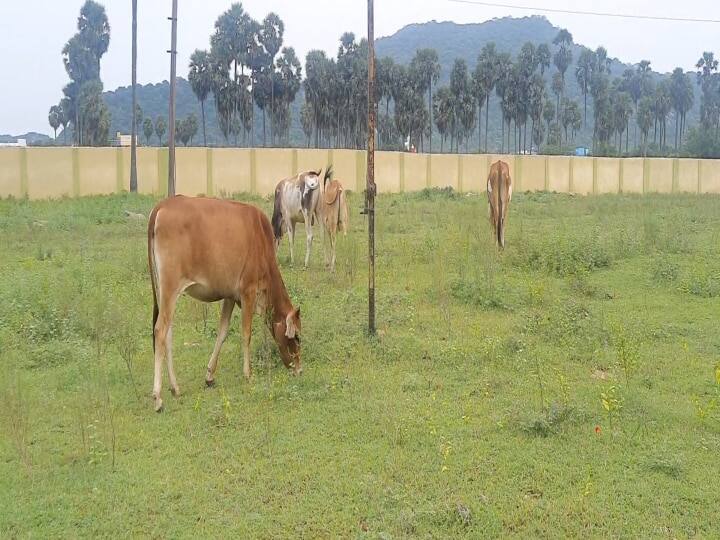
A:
0 0 717 136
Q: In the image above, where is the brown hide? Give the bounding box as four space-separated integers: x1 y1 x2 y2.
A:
486 160 512 248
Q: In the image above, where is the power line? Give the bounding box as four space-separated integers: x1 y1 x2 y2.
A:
447 0 720 24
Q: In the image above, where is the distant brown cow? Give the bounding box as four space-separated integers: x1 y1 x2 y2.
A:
320 165 349 272
487 160 513 248
148 196 302 412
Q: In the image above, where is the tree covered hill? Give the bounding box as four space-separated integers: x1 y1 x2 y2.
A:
93 15 700 151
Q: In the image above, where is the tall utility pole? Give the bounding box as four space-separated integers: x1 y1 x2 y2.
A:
167 0 178 197
130 0 138 192
366 0 377 335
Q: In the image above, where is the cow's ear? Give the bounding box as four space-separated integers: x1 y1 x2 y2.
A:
285 311 297 339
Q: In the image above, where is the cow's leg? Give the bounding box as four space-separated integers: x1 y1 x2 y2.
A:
304 211 314 268
166 325 180 397
286 219 295 265
153 285 181 412
330 230 337 272
205 298 235 386
240 291 257 379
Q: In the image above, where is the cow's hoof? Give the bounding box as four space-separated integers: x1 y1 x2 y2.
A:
170 386 181 397
205 378 215 388
154 397 164 413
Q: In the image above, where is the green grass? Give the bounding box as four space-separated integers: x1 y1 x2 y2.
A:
1 189 720 538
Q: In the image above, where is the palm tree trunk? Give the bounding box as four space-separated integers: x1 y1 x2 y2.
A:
500 117 505 153
428 78 433 153
477 102 482 153
485 95 490 153
201 100 207 146
130 8 139 174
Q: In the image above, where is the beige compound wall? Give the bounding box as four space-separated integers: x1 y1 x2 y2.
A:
1 147 719 199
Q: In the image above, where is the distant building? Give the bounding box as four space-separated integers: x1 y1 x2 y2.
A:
0 138 27 147
575 146 590 157
114 132 132 147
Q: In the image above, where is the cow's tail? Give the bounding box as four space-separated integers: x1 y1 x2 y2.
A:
497 168 504 248
339 188 349 235
271 185 284 240
147 207 159 353
323 164 333 188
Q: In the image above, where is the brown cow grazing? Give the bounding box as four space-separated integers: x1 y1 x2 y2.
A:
148 196 302 412
487 160 513 248
320 165 349 272
271 170 322 268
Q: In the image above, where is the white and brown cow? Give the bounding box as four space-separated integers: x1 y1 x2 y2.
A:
271 170 322 268
320 165 349 272
148 195 302 412
487 160 513 248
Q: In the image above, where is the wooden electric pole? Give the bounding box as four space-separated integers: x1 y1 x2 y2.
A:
366 0 377 335
167 0 178 197
130 0 138 192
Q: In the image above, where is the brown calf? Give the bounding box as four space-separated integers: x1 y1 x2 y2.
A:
487 160 513 248
320 166 349 272
148 196 302 412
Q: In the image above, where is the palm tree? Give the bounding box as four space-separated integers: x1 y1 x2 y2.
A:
527 74 545 152
449 59 473 152
653 82 672 149
536 43 551 76
575 49 594 126
410 49 441 152
670 67 694 150
551 72 563 124
260 13 284 145
695 52 719 135
130 0 138 192
433 86 452 152
543 99 555 138
477 43 499 152
189 50 213 146
494 52 513 153
48 105 62 140
300 103 313 147
637 97 653 156
552 29 573 106
143 118 154 145
155 116 167 145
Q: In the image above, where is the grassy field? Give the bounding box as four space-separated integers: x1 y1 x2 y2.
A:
1 189 719 538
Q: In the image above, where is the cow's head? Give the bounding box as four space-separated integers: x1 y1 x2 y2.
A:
305 171 320 191
273 307 302 375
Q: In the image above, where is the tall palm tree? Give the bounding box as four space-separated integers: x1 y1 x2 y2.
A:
536 43 551 76
48 105 62 140
494 53 513 153
130 0 137 192
670 67 694 150
410 49 441 152
260 13 284 145
477 43 499 152
575 49 595 126
637 96 653 156
695 52 719 135
189 49 213 146
552 29 573 106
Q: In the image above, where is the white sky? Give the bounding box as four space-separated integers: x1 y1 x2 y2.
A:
0 0 717 135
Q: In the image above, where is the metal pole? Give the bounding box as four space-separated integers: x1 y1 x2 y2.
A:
366 0 376 335
167 0 178 197
130 0 138 192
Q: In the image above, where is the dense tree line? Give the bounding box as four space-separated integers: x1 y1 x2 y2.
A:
48 2 720 158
